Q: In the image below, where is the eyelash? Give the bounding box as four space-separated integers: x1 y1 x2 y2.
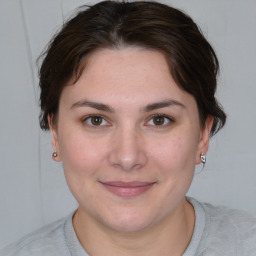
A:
82 115 110 128
145 114 174 128
82 114 174 128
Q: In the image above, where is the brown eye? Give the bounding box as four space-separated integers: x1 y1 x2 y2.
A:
82 115 111 129
90 116 103 125
152 116 165 125
146 114 173 127
84 115 109 127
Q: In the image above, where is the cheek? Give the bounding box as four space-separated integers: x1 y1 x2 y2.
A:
58 131 108 177
57 131 109 203
150 133 199 176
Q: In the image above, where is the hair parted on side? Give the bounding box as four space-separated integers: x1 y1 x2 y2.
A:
38 0 226 135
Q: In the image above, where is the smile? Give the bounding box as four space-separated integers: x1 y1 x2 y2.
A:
99 181 156 198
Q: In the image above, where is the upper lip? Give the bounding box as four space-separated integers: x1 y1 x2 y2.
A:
99 181 156 187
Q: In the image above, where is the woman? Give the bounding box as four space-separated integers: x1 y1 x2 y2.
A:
1 1 256 255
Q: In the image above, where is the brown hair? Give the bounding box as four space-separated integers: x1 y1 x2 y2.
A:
39 0 226 135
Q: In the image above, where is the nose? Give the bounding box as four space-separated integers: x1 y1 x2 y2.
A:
108 126 148 171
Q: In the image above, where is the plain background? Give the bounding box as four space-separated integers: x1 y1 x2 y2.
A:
0 0 255 249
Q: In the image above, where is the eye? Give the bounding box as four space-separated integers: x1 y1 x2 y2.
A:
146 114 174 127
83 115 109 127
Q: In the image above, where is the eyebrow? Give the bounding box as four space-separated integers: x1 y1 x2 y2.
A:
71 100 115 113
70 98 185 113
143 99 185 112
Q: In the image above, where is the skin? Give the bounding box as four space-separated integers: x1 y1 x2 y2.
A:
49 48 213 256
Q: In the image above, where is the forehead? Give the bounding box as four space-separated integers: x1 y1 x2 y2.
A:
81 47 171 84
60 47 196 110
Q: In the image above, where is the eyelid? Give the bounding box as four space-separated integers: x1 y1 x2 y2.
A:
82 114 111 128
81 113 174 129
145 114 174 127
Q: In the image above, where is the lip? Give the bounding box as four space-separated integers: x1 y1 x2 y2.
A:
100 181 156 198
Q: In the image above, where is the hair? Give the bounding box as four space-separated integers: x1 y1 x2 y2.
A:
38 0 226 135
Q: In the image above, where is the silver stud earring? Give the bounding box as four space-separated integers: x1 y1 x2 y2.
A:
52 152 58 158
200 153 206 165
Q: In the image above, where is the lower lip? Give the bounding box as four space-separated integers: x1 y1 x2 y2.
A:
101 183 155 198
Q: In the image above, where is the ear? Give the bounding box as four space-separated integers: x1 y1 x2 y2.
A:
195 115 214 165
47 114 62 162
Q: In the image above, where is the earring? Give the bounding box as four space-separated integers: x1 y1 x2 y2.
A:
200 153 206 164
52 152 58 158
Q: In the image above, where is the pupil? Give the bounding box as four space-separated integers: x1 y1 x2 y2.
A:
154 116 164 125
92 116 102 125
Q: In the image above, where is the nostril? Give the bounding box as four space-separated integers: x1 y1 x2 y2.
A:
108 147 148 171
108 129 148 171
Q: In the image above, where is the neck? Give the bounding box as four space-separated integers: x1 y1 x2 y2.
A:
73 199 195 256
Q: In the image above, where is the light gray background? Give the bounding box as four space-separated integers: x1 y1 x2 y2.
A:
0 0 255 249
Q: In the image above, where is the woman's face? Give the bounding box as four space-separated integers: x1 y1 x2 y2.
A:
50 48 212 232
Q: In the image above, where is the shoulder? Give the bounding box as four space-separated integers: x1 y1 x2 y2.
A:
197 199 256 255
0 216 70 256
202 201 256 235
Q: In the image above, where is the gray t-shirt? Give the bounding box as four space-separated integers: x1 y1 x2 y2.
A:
1 198 256 255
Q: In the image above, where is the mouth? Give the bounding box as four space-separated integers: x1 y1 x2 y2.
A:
99 181 156 198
